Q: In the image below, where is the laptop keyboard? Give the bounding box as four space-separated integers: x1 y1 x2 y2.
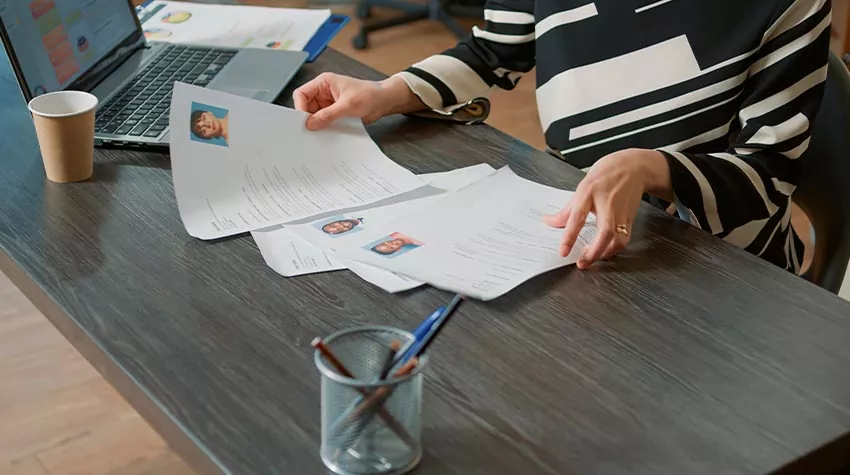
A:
95 44 236 138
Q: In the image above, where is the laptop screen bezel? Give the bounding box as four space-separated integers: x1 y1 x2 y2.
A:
0 0 146 104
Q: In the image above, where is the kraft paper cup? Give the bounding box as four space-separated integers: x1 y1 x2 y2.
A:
27 90 98 183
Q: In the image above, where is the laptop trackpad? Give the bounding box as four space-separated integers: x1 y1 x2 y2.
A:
218 86 270 100
208 49 306 103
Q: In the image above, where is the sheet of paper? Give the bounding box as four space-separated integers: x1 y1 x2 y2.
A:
329 167 597 301
252 225 345 276
287 163 498 242
340 258 423 293
251 164 497 293
138 1 330 51
253 226 422 292
169 82 427 240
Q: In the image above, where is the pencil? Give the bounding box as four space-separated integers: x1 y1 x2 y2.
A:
344 358 419 423
344 294 464 440
312 337 354 378
363 340 400 453
312 337 416 448
379 340 401 380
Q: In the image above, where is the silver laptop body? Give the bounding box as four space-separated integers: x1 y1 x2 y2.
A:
0 0 307 150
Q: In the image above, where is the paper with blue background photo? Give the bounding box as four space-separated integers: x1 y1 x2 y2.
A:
169 82 429 241
190 102 228 147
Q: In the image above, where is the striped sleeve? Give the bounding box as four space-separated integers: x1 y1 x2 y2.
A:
660 0 831 272
391 0 536 111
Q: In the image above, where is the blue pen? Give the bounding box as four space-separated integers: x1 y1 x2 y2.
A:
393 306 445 366
414 306 445 339
396 294 462 368
327 305 446 436
340 296 463 445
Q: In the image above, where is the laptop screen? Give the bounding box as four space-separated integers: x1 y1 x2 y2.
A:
0 0 138 97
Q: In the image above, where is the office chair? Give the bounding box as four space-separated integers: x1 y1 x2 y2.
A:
794 52 850 294
351 0 482 49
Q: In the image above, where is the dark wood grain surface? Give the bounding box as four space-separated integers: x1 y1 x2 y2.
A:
3 46 850 475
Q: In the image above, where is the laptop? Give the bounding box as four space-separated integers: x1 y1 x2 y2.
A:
0 0 308 149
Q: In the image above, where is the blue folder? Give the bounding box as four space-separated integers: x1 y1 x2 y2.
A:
304 14 349 62
135 1 348 62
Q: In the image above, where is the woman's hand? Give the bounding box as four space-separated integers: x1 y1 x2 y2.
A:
293 73 424 130
544 148 672 269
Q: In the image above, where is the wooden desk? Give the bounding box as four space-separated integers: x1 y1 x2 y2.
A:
3 45 850 475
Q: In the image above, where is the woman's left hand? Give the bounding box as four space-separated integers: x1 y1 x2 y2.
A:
544 148 671 270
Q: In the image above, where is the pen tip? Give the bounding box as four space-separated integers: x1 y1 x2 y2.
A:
310 337 322 348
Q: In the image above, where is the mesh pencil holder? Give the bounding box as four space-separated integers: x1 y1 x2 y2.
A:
314 326 428 475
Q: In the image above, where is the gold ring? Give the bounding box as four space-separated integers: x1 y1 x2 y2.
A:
616 224 629 237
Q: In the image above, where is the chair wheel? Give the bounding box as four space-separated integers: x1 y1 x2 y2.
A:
352 33 368 50
355 3 372 19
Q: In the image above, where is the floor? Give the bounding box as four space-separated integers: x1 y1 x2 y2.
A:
1 2 848 474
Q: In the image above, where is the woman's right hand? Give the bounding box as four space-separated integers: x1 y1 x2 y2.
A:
293 73 424 130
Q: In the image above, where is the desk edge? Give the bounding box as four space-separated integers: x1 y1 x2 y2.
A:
0 248 230 475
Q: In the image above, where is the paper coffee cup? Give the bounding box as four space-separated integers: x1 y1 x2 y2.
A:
28 91 98 183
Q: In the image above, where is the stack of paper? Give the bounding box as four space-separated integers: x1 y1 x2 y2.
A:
253 164 498 292
322 167 597 300
138 1 330 52
169 84 596 301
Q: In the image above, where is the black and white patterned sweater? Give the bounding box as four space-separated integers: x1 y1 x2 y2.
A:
395 0 832 272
